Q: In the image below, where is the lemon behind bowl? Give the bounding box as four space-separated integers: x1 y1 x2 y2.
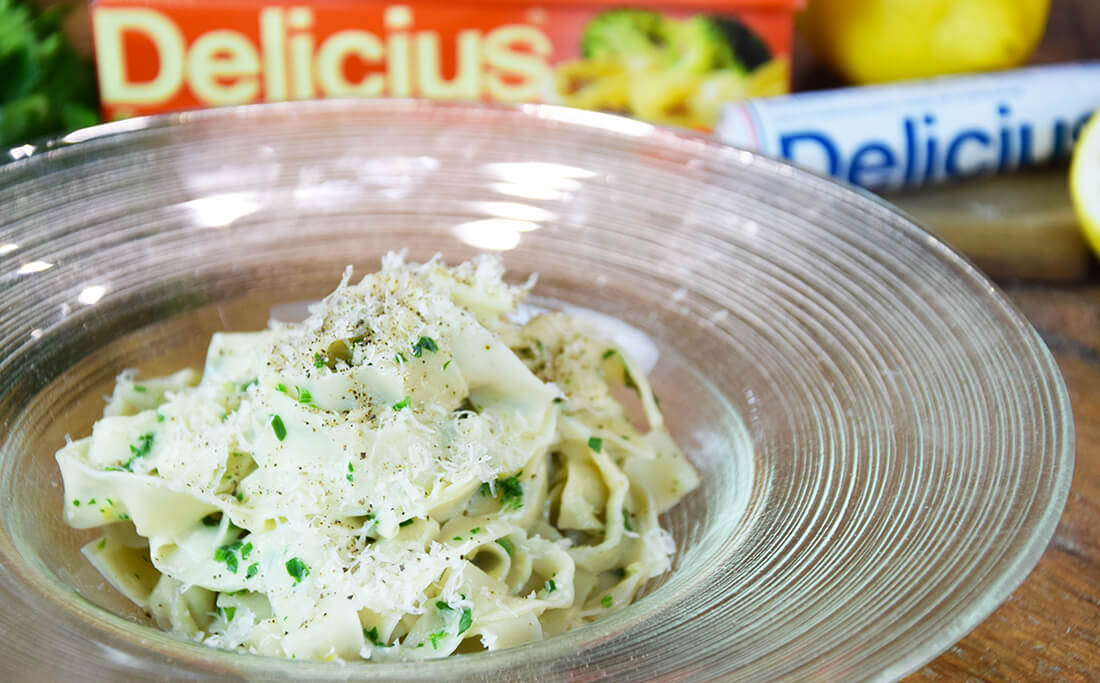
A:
1070 110 1100 260
799 0 1051 84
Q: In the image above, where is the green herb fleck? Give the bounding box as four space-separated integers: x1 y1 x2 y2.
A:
399 518 414 528
395 352 407 364
313 352 326 368
545 579 556 593
285 557 309 583
497 476 523 510
452 536 463 541
118 512 130 521
458 607 473 635
470 527 481 534
202 513 221 527
97 538 106 550
346 462 354 482
392 397 410 411
623 508 634 532
221 606 236 622
87 498 95 505
236 378 258 392
133 384 147 393
72 499 80 507
496 538 514 555
240 542 253 560
436 600 453 613
120 432 155 471
364 626 385 647
156 412 166 422
442 360 452 370
411 336 439 357
601 349 616 359
479 482 492 497
275 383 288 394
246 563 259 579
270 414 287 441
601 595 613 608
214 541 242 573
296 386 312 403
427 629 447 650
587 437 602 453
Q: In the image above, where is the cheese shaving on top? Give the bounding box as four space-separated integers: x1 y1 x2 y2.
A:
56 253 700 661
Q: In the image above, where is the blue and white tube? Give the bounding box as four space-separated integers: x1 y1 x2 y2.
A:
716 61 1100 190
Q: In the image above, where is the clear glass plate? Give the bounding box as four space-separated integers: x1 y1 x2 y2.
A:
0 101 1073 681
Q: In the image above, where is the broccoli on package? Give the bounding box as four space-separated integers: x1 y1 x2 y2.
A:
90 0 799 130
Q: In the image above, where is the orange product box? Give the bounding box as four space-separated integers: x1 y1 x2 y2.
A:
91 0 801 130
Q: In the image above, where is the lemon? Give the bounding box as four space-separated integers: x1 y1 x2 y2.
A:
799 0 1050 84
1070 110 1100 259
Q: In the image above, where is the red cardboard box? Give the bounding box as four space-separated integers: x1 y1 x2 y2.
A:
91 0 801 129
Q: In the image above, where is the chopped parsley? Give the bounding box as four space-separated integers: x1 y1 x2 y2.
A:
346 462 354 482
236 378 258 392
622 507 634 532
87 498 95 505
201 513 221 527
479 482 492 497
246 563 259 579
395 352 407 364
133 384 147 393
601 595 613 608
602 348 616 359
497 476 523 510
392 397 410 411
411 335 439 357
427 630 447 650
470 527 481 534
587 436 602 453
452 536 462 541
97 538 107 550
72 499 80 507
436 600 453 613
364 626 386 647
270 414 287 441
156 412 166 422
275 383 288 394
442 360 452 370
295 386 312 403
285 557 309 583
221 606 236 622
240 542 253 560
545 579 556 593
458 607 473 635
120 432 155 470
214 541 243 573
313 352 326 368
399 518 414 527
495 537 514 555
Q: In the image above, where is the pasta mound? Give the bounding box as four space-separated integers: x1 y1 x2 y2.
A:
56 254 699 662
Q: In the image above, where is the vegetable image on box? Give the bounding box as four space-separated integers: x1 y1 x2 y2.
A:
554 8 787 129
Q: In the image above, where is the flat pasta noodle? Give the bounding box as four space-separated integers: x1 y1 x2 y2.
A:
57 254 700 662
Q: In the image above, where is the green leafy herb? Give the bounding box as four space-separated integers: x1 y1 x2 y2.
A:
156 412 166 422
121 432 155 470
285 557 309 583
240 542 253 560
221 606 236 622
346 462 354 482
246 563 259 579
236 378 257 392
435 600 453 613
0 0 100 148
133 384 147 393
275 383 288 394
470 527 481 534
545 579 556 594
452 536 462 541
392 397 410 411
602 348 616 359
364 626 385 647
496 537 514 555
399 518 414 528
622 507 634 532
601 595 613 608
201 513 221 527
395 352 407 364
214 541 242 573
295 386 312 403
411 336 439 357
458 607 473 635
496 476 523 510
72 499 80 507
97 538 106 550
313 352 326 368
270 414 287 441
87 498 96 505
442 360 452 370
587 436 602 453
427 629 447 650
479 482 492 497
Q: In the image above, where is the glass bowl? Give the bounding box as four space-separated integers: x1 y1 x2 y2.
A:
0 101 1073 681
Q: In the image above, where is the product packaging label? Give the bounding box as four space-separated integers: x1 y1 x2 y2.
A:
90 0 798 130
